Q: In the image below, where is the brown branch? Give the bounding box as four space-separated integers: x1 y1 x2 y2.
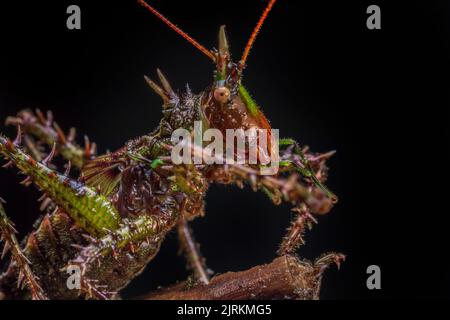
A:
141 254 343 300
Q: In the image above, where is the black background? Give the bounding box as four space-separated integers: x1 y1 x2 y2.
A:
0 0 449 299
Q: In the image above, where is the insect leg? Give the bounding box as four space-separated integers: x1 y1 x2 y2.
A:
277 203 317 255
6 109 95 169
264 138 340 254
208 163 334 215
0 135 121 235
0 199 47 300
192 143 334 254
278 138 337 202
177 218 210 284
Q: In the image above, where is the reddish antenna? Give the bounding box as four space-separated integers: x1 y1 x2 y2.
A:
240 0 277 69
138 0 216 61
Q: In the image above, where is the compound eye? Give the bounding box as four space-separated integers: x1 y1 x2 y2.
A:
213 87 231 103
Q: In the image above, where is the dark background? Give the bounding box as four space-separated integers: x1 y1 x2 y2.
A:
0 0 449 299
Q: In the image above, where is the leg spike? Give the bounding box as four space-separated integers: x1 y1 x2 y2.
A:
68 127 77 142
35 109 47 125
2 161 14 169
14 125 23 146
39 198 53 212
46 110 53 127
84 135 91 159
64 161 72 177
90 142 97 157
1 240 11 259
53 122 67 144
42 143 56 167
19 176 32 187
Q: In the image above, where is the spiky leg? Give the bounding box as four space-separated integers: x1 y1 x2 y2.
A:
275 139 338 253
278 138 337 202
6 113 100 213
0 135 121 236
278 204 317 255
0 199 47 300
160 140 334 215
177 218 210 284
165 140 337 255
6 109 96 169
207 162 334 215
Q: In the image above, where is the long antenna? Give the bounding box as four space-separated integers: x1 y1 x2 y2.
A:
138 0 216 61
240 0 277 69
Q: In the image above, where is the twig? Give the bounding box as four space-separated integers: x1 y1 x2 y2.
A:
141 254 343 300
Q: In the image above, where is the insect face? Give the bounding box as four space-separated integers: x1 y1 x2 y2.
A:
201 26 272 138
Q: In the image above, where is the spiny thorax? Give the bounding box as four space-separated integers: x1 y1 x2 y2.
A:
131 91 204 161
